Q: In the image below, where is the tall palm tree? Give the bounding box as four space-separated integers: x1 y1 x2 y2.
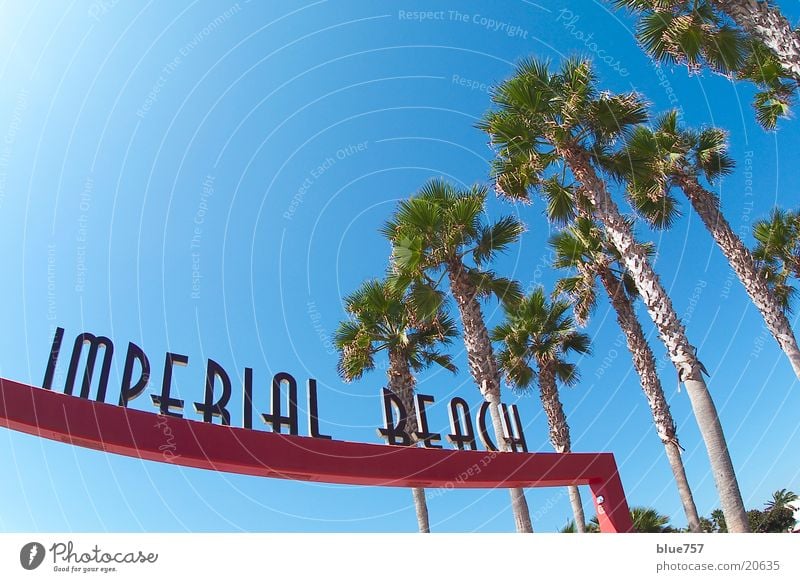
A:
612 0 800 128
382 180 534 532
550 217 703 532
753 208 800 310
611 111 800 380
493 289 592 531
334 279 458 533
479 56 750 531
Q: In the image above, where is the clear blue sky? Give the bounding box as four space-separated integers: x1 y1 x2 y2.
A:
0 0 798 533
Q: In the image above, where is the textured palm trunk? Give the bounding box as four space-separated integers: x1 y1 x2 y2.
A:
538 362 587 532
562 146 749 532
714 0 800 80
387 349 430 533
597 264 702 532
676 174 800 380
446 258 534 533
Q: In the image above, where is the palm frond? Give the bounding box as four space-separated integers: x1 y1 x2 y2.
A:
408 282 446 321
586 92 649 143
543 178 578 226
469 270 524 307
473 215 525 265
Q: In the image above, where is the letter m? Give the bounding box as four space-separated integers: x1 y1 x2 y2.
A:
64 332 114 402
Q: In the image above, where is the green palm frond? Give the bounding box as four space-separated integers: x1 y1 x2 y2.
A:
702 26 747 74
468 269 524 307
753 88 793 130
663 14 708 70
558 58 597 114
565 271 597 326
490 156 537 201
418 177 458 202
393 197 442 237
628 185 682 229
550 229 591 269
543 178 578 226
412 310 459 344
496 347 536 390
561 330 592 356
493 57 556 116
554 361 580 387
694 127 735 180
515 55 553 86
553 275 582 296
637 10 680 64
586 92 649 143
408 281 446 321
447 194 485 238
334 320 375 382
391 235 425 271
410 349 458 374
752 207 800 312
473 215 526 265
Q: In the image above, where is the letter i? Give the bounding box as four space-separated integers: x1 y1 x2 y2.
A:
42 327 64 390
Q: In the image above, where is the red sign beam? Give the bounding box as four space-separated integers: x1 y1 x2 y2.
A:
0 378 633 532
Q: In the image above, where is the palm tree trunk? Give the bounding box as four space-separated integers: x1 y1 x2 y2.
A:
563 146 750 532
387 349 431 533
411 487 430 533
447 258 534 533
713 0 800 80
676 173 800 380
566 487 586 532
538 362 587 532
597 264 702 532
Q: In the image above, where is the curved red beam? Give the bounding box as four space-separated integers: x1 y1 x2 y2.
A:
0 378 633 532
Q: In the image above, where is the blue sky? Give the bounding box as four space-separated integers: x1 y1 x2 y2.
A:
0 0 798 532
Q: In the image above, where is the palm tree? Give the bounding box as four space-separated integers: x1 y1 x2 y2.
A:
480 56 750 531
765 489 799 512
611 111 800 380
550 217 703 532
612 0 800 128
492 289 592 532
382 179 534 532
753 208 800 310
629 506 673 533
334 279 458 533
